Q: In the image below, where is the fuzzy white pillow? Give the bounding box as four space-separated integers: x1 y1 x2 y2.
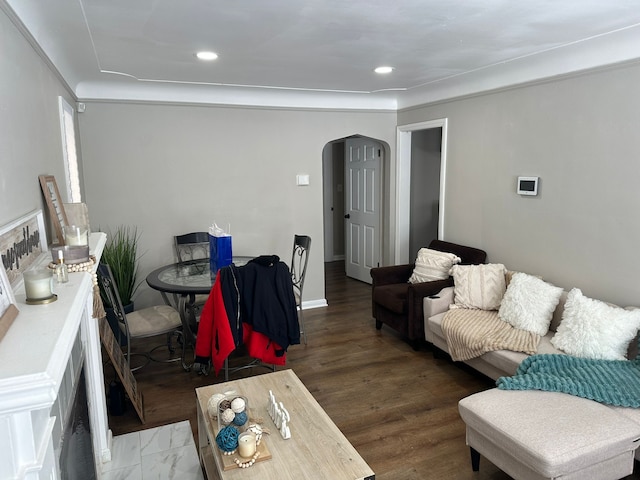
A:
408 248 461 284
551 288 640 360
498 272 563 336
450 263 507 310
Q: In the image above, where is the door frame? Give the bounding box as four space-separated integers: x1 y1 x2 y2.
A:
395 118 448 264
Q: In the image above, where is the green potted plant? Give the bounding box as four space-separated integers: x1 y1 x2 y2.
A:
101 225 141 306
101 226 142 345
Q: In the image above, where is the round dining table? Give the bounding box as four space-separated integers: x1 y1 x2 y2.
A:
146 257 254 371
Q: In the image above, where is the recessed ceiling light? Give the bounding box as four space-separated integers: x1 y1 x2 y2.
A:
374 66 394 74
196 51 218 61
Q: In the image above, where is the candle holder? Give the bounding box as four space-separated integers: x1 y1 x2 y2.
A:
62 224 89 247
237 432 257 458
51 245 90 265
23 269 57 305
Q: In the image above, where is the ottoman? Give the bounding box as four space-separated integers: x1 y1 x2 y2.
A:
458 389 640 480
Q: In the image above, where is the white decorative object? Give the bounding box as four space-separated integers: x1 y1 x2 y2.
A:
498 272 563 336
231 396 246 413
221 408 235 424
23 268 54 301
246 423 264 444
552 288 640 360
207 393 226 419
238 432 257 458
450 263 507 310
268 390 291 439
63 224 89 246
408 248 461 284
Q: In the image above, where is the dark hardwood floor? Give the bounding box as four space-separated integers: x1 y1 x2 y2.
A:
106 262 639 479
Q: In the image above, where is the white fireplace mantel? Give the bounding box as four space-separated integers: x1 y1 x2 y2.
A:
0 233 111 479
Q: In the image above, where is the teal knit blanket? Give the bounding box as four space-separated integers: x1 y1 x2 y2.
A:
497 354 640 407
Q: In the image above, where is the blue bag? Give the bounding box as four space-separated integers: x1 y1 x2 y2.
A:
209 233 233 274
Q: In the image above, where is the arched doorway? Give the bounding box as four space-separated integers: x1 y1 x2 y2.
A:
322 135 387 284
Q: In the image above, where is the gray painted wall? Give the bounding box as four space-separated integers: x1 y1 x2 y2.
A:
0 9 77 238
5 1 640 310
409 128 441 258
78 102 396 308
399 63 640 307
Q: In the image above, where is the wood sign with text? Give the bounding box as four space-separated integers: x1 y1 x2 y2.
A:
98 317 145 423
39 175 68 245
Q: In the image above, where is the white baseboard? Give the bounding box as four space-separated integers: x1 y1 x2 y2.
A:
301 299 328 310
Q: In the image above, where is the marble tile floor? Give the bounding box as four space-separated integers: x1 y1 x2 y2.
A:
101 420 204 480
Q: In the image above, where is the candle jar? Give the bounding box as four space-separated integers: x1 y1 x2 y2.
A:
63 224 89 246
237 432 257 458
24 269 56 304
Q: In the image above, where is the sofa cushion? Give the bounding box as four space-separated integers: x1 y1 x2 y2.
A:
498 272 563 336
551 288 640 361
372 283 409 314
408 248 461 284
450 263 506 310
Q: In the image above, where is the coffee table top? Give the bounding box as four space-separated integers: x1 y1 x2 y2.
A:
196 369 374 480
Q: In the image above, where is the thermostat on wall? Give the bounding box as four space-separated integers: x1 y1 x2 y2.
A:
517 176 539 196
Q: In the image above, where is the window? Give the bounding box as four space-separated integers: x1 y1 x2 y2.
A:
58 97 81 203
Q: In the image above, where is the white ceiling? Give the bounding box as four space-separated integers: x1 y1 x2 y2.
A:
5 0 640 110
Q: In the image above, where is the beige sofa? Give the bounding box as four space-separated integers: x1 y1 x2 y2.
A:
423 285 639 380
423 285 569 380
424 283 640 478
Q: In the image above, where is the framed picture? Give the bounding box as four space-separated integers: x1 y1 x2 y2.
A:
0 209 48 287
0 263 18 342
39 175 68 245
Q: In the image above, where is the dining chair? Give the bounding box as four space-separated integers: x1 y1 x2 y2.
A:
174 231 210 263
97 263 183 372
174 231 210 325
291 235 311 344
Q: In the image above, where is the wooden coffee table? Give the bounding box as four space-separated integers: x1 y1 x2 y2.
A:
196 369 375 480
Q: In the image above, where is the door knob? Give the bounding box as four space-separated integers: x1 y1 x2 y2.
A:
344 214 350 219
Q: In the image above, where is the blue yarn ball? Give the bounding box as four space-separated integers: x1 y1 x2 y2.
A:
233 411 248 426
215 425 239 452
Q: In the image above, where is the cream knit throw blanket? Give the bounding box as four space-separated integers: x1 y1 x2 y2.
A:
442 308 540 361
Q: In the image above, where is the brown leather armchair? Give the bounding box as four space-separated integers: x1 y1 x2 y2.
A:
371 239 487 349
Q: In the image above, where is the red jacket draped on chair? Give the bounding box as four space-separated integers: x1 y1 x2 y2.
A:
195 255 300 375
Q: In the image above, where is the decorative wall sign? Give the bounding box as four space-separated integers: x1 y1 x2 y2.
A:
39 175 68 245
0 209 48 287
0 264 18 342
98 317 145 423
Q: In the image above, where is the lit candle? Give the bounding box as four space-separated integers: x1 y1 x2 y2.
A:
237 432 256 458
64 225 88 246
24 269 53 300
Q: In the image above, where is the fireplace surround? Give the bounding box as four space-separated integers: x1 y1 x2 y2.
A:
0 233 110 479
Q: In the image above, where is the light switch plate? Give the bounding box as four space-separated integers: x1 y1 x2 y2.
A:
296 174 310 186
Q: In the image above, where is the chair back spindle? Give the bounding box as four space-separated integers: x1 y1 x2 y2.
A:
291 235 311 344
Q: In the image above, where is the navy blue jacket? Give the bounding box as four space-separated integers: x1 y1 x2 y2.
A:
221 255 300 355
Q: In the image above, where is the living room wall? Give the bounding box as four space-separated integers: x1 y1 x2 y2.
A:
78 102 396 308
398 62 640 307
0 8 77 239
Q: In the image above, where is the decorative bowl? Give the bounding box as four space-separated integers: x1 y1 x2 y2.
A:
51 245 90 264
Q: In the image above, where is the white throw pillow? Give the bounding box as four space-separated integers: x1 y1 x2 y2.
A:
450 263 506 310
498 272 563 336
408 248 461 284
551 288 640 360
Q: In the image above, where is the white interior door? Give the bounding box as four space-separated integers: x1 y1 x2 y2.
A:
345 137 381 283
